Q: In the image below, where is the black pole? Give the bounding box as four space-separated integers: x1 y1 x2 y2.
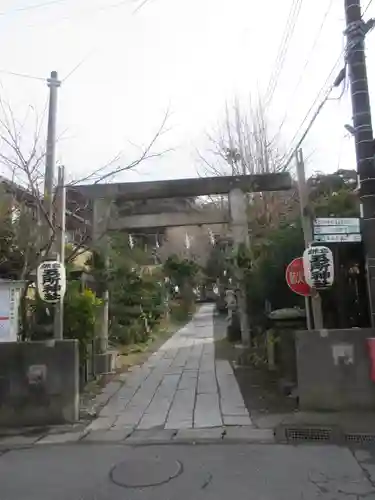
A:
344 0 375 327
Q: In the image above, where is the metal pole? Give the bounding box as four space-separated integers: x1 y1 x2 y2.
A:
344 0 375 327
53 165 66 340
43 71 61 247
295 149 324 330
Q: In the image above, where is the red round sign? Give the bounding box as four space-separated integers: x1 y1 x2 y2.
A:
285 257 311 297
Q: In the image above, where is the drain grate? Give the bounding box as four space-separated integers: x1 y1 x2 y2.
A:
278 426 375 445
345 433 375 445
285 427 333 443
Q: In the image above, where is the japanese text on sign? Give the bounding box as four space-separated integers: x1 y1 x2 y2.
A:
285 257 311 297
37 261 66 304
289 270 304 285
303 246 334 289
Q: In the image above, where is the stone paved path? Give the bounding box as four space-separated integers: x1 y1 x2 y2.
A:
86 304 252 435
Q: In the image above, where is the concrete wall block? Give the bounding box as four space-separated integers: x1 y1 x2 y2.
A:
296 328 375 411
0 340 79 427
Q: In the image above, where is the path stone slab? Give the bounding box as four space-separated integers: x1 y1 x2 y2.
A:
220 401 249 416
83 428 133 442
178 370 198 390
223 427 275 443
86 416 117 431
98 402 125 417
165 388 195 429
0 435 42 447
101 381 122 394
93 393 111 405
194 393 222 428
361 463 375 483
197 371 217 394
223 415 253 426
113 406 144 427
174 427 224 442
125 429 176 443
137 410 169 429
354 449 372 462
36 432 84 445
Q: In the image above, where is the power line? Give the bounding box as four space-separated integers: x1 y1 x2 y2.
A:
364 0 374 15
1 1 154 85
62 51 96 83
286 51 345 150
51 0 148 26
282 54 346 170
283 0 375 166
0 68 45 81
132 0 154 14
265 0 301 104
0 0 66 16
275 0 335 137
61 0 154 83
265 0 304 106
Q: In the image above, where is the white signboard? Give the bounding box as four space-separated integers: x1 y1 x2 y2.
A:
314 234 362 243
314 218 360 227
313 218 361 243
37 260 66 304
303 246 334 289
0 281 23 342
314 225 360 235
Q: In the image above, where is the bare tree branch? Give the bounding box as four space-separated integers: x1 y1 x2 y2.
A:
196 97 298 232
68 108 171 187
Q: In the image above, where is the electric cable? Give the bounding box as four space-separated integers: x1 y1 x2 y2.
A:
265 0 304 106
275 0 335 138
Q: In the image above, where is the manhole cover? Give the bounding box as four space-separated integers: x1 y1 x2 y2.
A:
109 457 183 488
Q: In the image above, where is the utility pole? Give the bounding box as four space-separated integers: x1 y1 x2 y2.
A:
344 0 375 326
53 165 66 340
43 71 61 246
296 149 324 330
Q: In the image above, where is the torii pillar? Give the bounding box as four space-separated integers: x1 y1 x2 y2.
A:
229 188 250 345
92 197 111 371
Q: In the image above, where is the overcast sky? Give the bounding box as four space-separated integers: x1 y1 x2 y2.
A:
0 0 374 184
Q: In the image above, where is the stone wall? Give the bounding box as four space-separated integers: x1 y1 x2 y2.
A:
296 328 375 411
0 340 79 427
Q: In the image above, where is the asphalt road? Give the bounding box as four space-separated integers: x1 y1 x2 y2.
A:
1 442 375 500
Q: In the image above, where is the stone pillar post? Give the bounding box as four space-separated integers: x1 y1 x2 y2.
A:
92 198 111 355
228 188 250 345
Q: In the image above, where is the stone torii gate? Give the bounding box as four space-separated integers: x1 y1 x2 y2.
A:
74 173 292 372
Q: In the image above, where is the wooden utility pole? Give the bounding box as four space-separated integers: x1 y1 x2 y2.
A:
296 149 324 330
344 0 375 327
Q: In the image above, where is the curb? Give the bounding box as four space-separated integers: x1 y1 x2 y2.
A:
0 426 276 450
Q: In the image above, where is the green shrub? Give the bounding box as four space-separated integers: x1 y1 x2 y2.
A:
109 267 166 345
63 282 102 364
170 299 194 323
